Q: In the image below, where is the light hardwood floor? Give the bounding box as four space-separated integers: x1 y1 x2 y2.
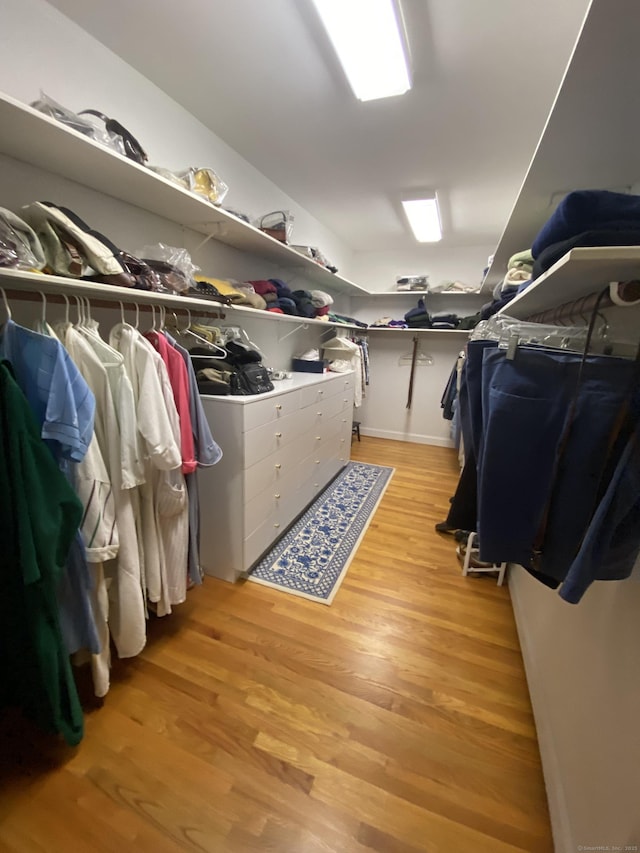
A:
0 437 552 853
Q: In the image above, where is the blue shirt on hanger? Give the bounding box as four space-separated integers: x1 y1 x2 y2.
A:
0 318 95 463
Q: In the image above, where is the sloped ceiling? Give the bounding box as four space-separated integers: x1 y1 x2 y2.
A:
46 0 591 253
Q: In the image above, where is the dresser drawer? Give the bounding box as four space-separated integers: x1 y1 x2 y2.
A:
244 487 305 569
242 389 301 432
244 463 304 535
244 406 310 468
299 382 331 410
299 374 353 409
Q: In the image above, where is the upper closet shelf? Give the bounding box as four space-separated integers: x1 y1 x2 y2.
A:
497 246 640 319
0 92 369 296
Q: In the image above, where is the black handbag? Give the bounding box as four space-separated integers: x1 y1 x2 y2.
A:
230 363 274 395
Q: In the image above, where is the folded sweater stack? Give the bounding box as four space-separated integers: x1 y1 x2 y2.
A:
531 189 640 279
404 298 431 328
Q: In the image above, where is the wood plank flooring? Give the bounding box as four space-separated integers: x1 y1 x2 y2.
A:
0 437 552 852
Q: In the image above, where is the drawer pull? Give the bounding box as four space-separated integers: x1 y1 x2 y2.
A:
314 482 319 487
315 460 320 464
341 439 345 443
318 390 324 395
342 418 347 423
275 463 282 469
275 432 282 438
316 436 321 440
275 404 282 411
344 398 349 402
274 493 281 499
316 411 323 416
274 523 280 528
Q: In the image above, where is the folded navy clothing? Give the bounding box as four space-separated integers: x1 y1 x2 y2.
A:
269 278 294 298
532 227 640 279
532 190 640 258
480 289 519 320
404 298 429 322
291 290 316 318
275 296 298 314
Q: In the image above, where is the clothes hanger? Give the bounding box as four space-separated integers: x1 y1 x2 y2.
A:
73 294 85 327
35 291 57 337
170 308 227 357
0 286 12 321
472 314 590 351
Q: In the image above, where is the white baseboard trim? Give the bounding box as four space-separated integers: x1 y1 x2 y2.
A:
509 567 570 853
359 427 454 448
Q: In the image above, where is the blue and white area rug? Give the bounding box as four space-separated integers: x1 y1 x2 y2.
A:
248 462 394 604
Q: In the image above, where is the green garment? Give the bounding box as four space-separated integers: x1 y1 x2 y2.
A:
0 361 84 745
507 248 534 272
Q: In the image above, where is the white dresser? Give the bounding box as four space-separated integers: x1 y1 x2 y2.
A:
199 371 355 581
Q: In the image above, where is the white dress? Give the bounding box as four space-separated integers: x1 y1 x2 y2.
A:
56 324 147 662
109 323 183 616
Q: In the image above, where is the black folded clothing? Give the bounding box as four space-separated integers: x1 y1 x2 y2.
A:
430 312 459 325
406 313 432 328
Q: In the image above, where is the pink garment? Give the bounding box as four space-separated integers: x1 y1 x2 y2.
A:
144 331 197 474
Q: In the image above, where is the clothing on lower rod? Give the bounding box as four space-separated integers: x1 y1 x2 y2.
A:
477 346 637 574
445 340 496 532
560 414 640 602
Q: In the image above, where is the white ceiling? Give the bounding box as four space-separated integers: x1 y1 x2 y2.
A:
46 0 591 255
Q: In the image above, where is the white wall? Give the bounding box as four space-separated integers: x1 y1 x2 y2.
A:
510 566 640 853
349 245 494 293
357 333 464 447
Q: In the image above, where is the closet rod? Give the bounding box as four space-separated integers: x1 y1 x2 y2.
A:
0 287 227 320
525 289 614 325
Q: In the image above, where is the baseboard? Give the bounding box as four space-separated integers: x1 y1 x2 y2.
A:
359 427 454 448
509 567 570 853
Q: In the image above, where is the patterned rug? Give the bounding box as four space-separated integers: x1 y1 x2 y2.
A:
247 461 394 604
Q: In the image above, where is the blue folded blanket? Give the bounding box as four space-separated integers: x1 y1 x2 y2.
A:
532 227 640 279
532 190 640 258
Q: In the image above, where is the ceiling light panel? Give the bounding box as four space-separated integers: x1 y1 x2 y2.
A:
311 0 411 102
402 198 442 242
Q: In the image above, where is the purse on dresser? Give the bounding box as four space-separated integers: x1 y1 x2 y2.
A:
229 362 274 395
